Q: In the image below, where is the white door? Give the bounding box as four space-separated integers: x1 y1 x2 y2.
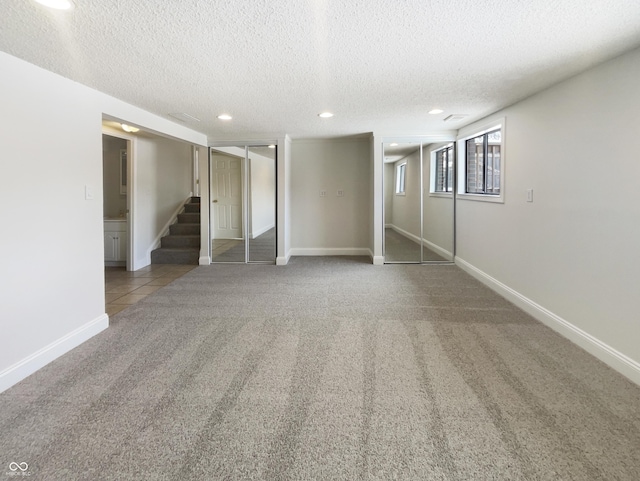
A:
211 152 243 239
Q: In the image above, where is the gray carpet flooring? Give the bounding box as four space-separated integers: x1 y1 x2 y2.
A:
2 257 640 480
385 228 447 262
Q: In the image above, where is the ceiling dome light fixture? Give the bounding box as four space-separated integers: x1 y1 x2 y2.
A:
121 124 139 133
318 112 334 118
429 109 444 114
217 114 232 120
390 143 398 146
34 0 74 10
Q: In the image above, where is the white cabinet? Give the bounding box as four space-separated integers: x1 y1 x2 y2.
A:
104 220 127 262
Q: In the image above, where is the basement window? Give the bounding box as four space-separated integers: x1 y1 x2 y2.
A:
395 162 406 195
433 144 454 193
457 118 505 203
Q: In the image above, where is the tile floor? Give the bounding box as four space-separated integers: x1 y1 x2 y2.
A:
105 264 197 316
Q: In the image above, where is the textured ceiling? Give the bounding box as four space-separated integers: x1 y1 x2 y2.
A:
3 0 640 141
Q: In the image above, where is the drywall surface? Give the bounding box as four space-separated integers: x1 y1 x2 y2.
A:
250 153 276 237
0 52 206 392
291 139 371 252
135 136 192 267
383 163 395 226
455 47 640 372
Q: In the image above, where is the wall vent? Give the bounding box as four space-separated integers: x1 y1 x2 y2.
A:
444 114 468 122
169 112 201 122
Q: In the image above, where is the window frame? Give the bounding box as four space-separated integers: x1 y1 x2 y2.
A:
430 143 454 196
456 117 505 203
395 161 407 196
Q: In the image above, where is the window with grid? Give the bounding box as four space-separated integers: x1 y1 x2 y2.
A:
435 145 454 192
465 129 501 195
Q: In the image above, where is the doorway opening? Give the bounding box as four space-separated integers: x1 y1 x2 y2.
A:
102 133 130 270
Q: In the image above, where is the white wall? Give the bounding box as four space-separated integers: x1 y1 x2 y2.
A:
383 163 394 225
455 46 640 383
135 136 192 267
389 150 421 238
0 52 207 393
250 153 276 238
290 139 371 255
277 136 292 264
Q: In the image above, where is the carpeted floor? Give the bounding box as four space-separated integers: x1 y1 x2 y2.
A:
1 257 640 480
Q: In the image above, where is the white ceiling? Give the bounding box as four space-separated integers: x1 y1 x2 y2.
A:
3 0 640 142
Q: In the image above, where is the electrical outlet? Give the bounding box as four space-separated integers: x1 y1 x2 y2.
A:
337 189 344 197
85 185 94 200
320 190 327 197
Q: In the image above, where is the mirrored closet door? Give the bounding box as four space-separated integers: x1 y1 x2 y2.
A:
383 140 455 264
210 145 276 264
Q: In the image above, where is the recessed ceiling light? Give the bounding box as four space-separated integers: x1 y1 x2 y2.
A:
217 114 232 120
268 144 276 149
429 109 444 114
34 0 73 10
318 112 334 118
390 143 398 146
121 124 139 133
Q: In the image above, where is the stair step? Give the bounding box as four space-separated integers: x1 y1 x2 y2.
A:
170 223 200 235
190 196 201 203
161 235 200 248
178 212 200 223
151 247 199 265
184 203 200 213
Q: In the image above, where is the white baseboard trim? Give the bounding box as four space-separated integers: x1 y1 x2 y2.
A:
0 314 109 393
251 223 275 239
199 255 211 265
373 256 384 266
276 256 289 266
289 248 371 256
455 257 640 386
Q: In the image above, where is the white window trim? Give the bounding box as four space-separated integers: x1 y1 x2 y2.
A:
456 117 506 204
429 143 454 197
395 161 407 196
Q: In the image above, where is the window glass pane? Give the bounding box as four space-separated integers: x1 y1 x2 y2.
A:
446 147 453 192
396 163 406 194
465 129 501 195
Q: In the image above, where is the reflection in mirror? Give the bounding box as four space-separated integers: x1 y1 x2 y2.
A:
247 146 276 262
422 143 455 262
210 148 245 262
383 140 455 263
383 142 422 262
210 145 277 263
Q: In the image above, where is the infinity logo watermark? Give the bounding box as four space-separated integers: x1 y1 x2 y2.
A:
6 462 31 477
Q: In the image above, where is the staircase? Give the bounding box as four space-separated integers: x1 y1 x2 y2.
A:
151 197 200 265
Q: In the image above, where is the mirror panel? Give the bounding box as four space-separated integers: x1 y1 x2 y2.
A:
383 142 422 262
422 143 455 262
210 148 246 262
247 146 276 262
